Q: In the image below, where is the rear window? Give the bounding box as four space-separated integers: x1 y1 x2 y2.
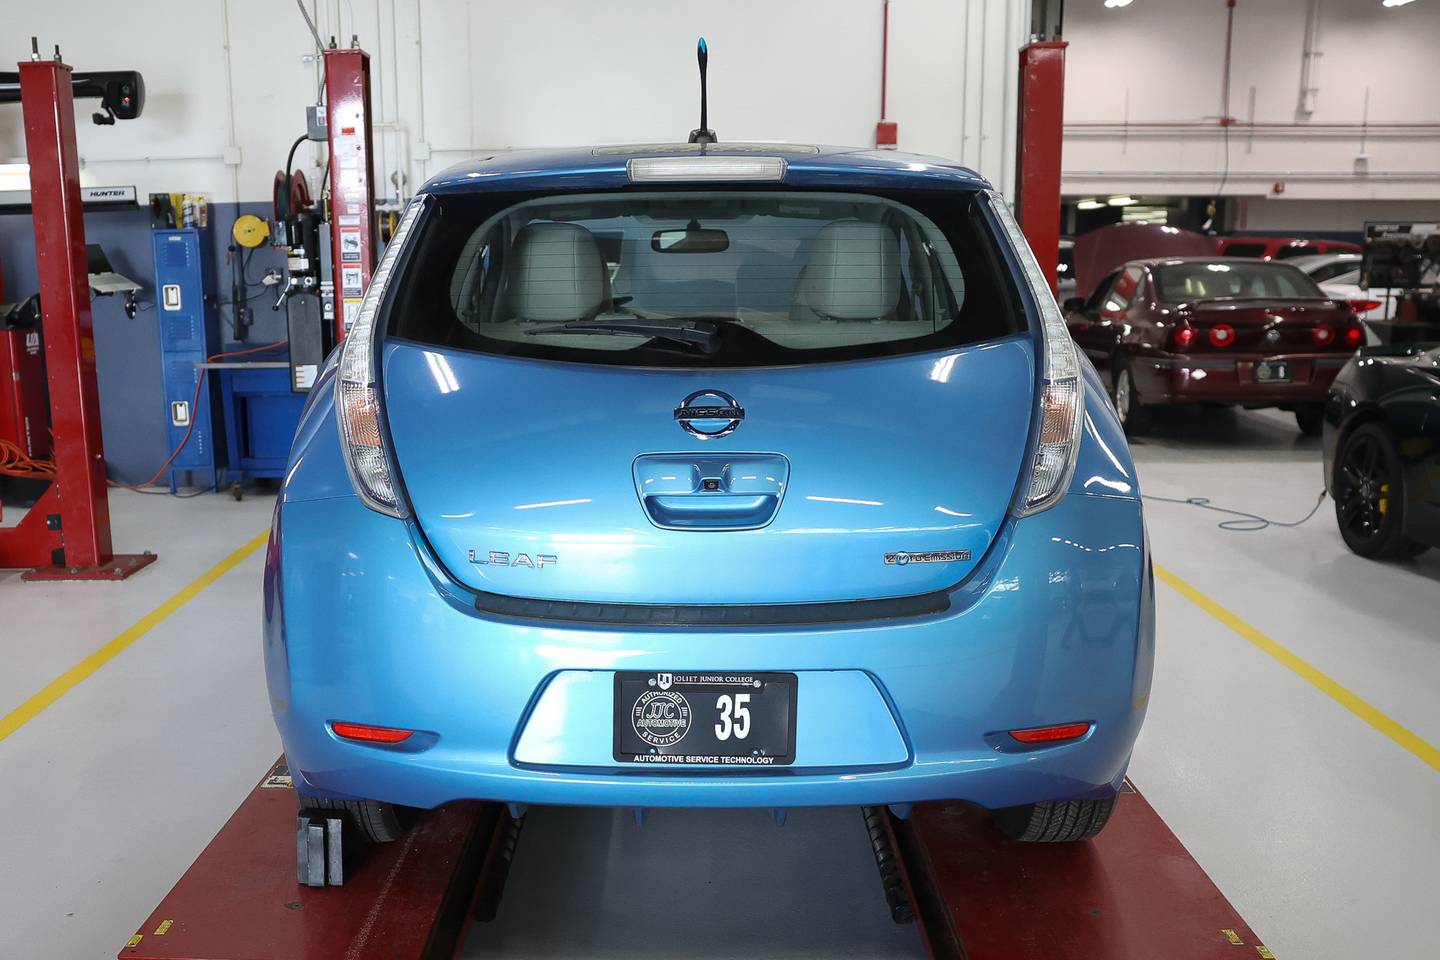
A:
1152 261 1326 302
385 189 1022 368
1221 242 1268 258
1275 244 1320 259
1306 259 1360 282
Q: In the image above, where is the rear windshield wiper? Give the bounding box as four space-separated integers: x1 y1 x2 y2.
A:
523 318 720 354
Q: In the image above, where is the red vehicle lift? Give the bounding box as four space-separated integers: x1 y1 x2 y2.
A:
323 41 380 344
0 41 155 580
117 760 1271 960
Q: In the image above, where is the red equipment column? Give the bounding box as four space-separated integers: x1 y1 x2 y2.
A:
0 51 155 579
1015 40 1068 296
324 45 379 344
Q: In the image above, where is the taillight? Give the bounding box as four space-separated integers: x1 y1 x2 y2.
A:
331 721 414 744
1010 722 1092 744
987 194 1084 518
1208 324 1235 348
1343 325 1364 348
1172 325 1196 350
335 199 425 518
1311 323 1335 346
1347 298 1382 313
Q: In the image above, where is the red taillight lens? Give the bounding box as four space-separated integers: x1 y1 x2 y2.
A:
1347 298 1382 313
1172 325 1196 349
1208 324 1236 348
1343 325 1364 347
1311 323 1335 346
1009 722 1092 744
332 722 414 744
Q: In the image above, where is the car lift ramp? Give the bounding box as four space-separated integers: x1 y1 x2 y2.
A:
888 784 1275 960
117 760 514 960
120 765 1271 960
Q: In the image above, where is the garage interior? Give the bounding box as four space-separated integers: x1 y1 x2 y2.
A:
2 2 1438 959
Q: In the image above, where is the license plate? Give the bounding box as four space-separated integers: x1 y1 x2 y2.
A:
613 671 797 766
1255 360 1291 383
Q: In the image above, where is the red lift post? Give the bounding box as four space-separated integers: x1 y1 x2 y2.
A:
1015 38 1067 296
0 45 155 580
323 42 379 344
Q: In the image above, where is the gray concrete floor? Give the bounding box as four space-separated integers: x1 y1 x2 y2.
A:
1 406 1437 959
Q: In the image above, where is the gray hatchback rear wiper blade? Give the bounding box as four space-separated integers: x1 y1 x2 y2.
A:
523 318 720 354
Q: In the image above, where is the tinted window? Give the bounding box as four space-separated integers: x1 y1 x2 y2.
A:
387 189 1022 367
1275 244 1320 259
1221 242 1268 258
1152 261 1325 301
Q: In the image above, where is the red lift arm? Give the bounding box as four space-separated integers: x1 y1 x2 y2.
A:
324 44 379 344
0 47 155 580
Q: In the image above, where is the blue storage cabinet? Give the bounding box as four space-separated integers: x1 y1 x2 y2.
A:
216 364 307 484
152 228 220 491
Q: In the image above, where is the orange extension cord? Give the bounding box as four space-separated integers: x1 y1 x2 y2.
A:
0 340 289 489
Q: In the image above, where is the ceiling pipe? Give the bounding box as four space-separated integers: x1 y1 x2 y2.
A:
875 1 898 149
1220 0 1238 126
1297 0 1323 117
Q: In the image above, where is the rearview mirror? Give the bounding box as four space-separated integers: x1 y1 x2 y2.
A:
1062 297 1086 313
652 222 729 254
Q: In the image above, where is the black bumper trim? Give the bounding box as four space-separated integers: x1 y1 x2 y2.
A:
473 589 951 627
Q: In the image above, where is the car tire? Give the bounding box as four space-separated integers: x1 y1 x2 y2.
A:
1110 364 1150 436
1294 404 1324 436
991 795 1116 843
1333 422 1422 560
298 795 417 844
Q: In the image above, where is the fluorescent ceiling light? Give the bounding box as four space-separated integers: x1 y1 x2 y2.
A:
1076 199 1105 210
1104 0 1135 7
1382 0 1416 7
1107 195 1138 206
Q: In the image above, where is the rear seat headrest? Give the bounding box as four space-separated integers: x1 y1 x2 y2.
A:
800 220 901 320
508 222 606 322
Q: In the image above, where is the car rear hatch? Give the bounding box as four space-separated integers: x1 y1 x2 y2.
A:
382 339 1036 605
1183 298 1359 352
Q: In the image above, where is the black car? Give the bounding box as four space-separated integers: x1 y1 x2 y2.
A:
1323 343 1440 558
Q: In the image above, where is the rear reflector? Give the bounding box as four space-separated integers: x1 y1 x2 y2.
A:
1010 722 1091 744
626 156 787 182
332 721 414 744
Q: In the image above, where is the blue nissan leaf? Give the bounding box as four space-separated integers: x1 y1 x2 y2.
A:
264 142 1154 844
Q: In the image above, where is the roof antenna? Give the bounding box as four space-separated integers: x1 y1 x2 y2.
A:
688 37 716 145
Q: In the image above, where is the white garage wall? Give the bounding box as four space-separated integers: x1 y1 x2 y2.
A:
1062 0 1440 205
0 0 1029 205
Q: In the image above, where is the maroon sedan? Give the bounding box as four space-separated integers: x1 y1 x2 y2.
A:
1063 258 1365 435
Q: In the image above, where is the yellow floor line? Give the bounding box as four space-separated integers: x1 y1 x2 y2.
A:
1155 563 1440 775
0 529 269 744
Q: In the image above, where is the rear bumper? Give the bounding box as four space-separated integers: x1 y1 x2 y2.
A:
1129 351 1349 406
264 490 1153 812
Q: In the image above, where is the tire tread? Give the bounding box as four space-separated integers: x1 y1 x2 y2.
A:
298 795 412 843
994 795 1116 843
